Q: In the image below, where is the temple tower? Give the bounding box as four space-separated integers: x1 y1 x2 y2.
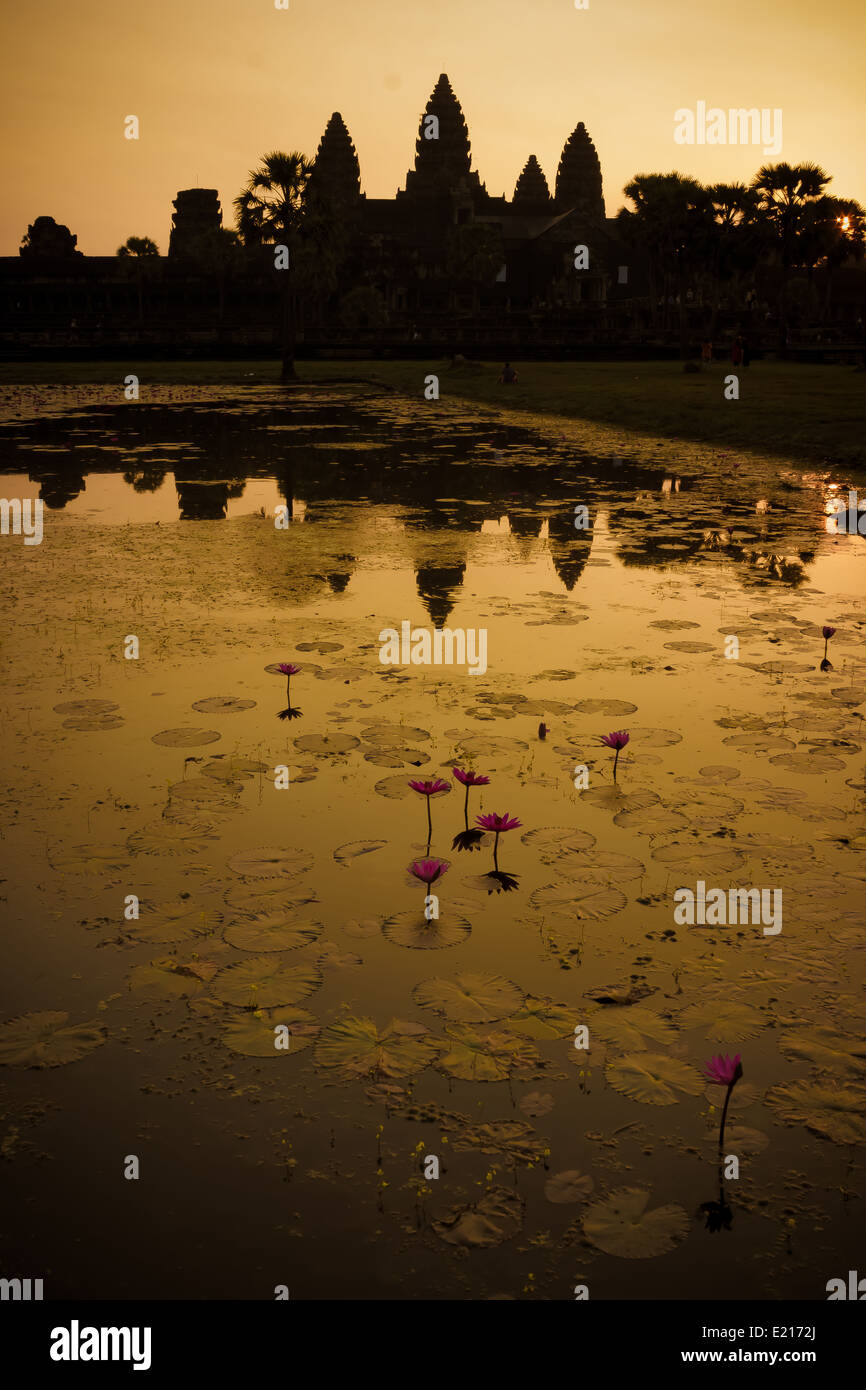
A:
512 156 552 208
402 74 483 200
169 189 222 257
309 112 362 207
554 124 605 221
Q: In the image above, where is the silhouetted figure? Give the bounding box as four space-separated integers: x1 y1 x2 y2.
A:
701 340 713 366
499 362 518 384
741 337 751 367
731 337 743 367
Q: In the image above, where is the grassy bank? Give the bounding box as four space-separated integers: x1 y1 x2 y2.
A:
1 357 863 466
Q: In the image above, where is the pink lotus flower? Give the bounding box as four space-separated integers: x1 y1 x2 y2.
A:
408 858 450 886
704 1053 743 1087
601 730 630 750
452 767 490 787
476 812 522 832
275 662 301 719
277 662 301 676
409 779 450 797
476 812 522 874
704 1053 743 1159
822 626 836 640
601 729 630 779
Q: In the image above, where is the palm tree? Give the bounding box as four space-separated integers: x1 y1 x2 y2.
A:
704 183 762 336
235 151 313 381
617 173 712 355
116 236 160 323
750 162 831 350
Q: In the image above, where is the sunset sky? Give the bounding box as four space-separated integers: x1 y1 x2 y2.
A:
1 0 863 256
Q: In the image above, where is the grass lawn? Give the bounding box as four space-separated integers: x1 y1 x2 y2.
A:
2 357 863 467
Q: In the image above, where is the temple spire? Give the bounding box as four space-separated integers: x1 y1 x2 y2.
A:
513 155 551 206
403 74 481 197
555 123 605 221
310 112 362 206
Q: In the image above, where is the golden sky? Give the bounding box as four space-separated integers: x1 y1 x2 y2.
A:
1 0 863 255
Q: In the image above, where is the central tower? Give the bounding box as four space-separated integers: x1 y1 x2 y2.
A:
401 74 483 200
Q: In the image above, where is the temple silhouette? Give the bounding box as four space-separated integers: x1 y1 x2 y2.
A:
0 75 638 350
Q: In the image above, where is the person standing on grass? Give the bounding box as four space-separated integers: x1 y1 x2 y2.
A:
731 336 743 367
701 340 713 367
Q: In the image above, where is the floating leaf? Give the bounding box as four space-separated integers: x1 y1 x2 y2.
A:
544 1170 594 1204
765 1080 866 1145
520 826 596 863
333 839 388 865
293 733 360 756
223 914 323 952
519 1091 556 1118
412 972 524 1024
381 909 471 950
48 844 130 875
662 640 716 653
605 1053 704 1105
574 699 638 715
583 1188 689 1258
314 1016 440 1079
151 727 221 747
509 996 575 1039
0 1011 107 1068
222 1007 319 1057
613 806 688 835
190 696 256 713
432 1186 524 1248
529 878 627 920
769 751 845 774
453 1120 547 1163
227 847 313 879
225 881 317 913
677 1000 765 1042
778 1028 866 1077
435 1025 540 1082
210 956 322 1007
590 1007 677 1051
128 958 210 999
53 699 119 715
202 757 269 782
651 842 745 878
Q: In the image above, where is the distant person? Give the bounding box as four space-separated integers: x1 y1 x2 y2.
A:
499 362 518 385
701 340 713 367
731 337 743 367
741 337 751 367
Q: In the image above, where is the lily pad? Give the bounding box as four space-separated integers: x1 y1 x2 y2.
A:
191 696 256 713
333 839 388 865
223 914 323 952
293 733 360 756
227 847 313 879
777 1028 866 1077
412 972 524 1024
435 1025 540 1082
210 956 323 1007
202 757 269 782
222 1007 319 1057
605 1053 704 1105
509 996 575 1039
520 826 596 863
529 878 627 920
0 1011 107 1068
769 751 845 774
53 699 119 715
225 881 317 913
765 1080 866 1145
381 910 471 950
590 1007 677 1051
314 1016 440 1079
677 1000 765 1042
151 727 221 747
583 1187 690 1258
432 1186 524 1248
544 1170 594 1204
574 699 638 715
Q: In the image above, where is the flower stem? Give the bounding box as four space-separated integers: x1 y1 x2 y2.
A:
613 747 620 780
426 795 432 850
718 1080 734 1157
463 784 470 829
493 831 500 873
